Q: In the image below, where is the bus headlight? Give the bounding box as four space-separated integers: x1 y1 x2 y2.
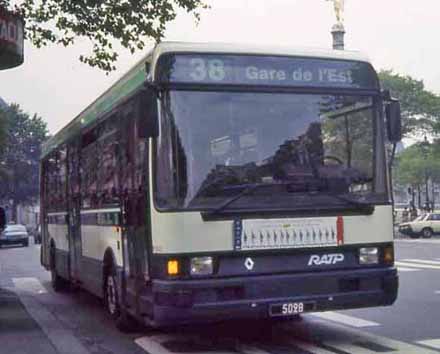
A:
190 257 213 276
359 247 379 265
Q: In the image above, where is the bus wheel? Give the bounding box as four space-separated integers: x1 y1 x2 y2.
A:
422 228 433 238
50 249 68 292
103 268 134 332
104 272 120 319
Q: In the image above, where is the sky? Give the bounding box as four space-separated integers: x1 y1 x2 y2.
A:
1 0 440 135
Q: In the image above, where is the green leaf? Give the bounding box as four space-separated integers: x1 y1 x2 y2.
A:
7 0 207 72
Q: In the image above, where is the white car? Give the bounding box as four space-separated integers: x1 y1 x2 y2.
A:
0 224 30 247
399 213 440 238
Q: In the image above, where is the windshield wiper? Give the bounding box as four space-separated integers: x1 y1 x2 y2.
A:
205 182 374 216
323 193 374 211
207 182 284 215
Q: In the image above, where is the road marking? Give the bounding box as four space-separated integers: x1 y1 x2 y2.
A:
135 335 236 354
136 329 440 354
280 320 437 354
401 258 440 266
12 277 47 294
135 335 174 354
396 239 440 244
395 261 440 270
238 344 271 354
288 338 383 354
323 342 381 354
310 311 380 327
397 266 420 272
300 317 440 354
293 341 337 354
417 339 440 350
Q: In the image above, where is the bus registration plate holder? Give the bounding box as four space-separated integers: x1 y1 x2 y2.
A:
269 301 316 317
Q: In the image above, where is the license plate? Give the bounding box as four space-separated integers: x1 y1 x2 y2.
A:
270 301 316 317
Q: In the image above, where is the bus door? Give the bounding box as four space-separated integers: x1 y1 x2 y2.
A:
118 111 150 316
67 143 82 281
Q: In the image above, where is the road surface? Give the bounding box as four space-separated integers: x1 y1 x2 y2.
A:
1 238 440 354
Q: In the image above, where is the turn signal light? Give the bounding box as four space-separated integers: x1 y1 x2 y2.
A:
167 260 179 276
383 246 394 265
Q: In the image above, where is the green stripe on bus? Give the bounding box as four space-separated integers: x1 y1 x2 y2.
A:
41 60 147 158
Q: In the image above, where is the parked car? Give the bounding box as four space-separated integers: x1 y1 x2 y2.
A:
0 224 29 247
399 213 440 238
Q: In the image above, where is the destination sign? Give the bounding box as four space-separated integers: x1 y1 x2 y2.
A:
156 54 379 90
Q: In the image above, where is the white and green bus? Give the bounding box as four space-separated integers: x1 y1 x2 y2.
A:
40 42 401 330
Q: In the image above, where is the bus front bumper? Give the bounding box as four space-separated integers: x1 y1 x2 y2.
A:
144 267 398 327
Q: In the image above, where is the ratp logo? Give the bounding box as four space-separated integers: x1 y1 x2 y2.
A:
308 254 344 266
244 257 254 270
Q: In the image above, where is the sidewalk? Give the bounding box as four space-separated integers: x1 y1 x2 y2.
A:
0 288 57 354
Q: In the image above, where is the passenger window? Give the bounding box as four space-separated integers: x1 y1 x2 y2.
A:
43 148 67 212
97 116 119 206
81 139 98 208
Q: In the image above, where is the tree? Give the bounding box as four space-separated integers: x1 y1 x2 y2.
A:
394 145 427 186
379 70 440 138
394 140 440 208
1 0 207 72
0 103 48 220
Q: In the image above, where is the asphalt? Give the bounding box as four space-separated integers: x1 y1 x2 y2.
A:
1 237 440 354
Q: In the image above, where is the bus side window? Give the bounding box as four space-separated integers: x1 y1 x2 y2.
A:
58 147 68 211
44 149 67 212
118 114 135 197
80 130 98 208
96 115 119 206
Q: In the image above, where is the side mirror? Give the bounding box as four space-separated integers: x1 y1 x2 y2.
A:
137 85 159 139
386 101 402 143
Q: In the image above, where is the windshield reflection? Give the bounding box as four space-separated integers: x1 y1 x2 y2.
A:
155 91 386 211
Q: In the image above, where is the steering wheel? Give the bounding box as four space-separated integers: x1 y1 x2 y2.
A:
323 155 344 165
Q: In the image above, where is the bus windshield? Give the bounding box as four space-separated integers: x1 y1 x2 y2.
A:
155 90 388 212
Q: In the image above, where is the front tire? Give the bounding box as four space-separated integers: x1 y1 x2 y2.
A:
422 228 433 238
103 268 135 332
104 272 120 320
50 248 68 292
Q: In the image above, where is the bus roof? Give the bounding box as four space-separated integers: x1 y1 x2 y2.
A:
41 42 373 159
150 42 372 69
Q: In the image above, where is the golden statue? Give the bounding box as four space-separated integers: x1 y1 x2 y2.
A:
327 0 345 24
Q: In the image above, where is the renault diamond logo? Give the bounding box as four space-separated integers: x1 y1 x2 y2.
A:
244 257 254 270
